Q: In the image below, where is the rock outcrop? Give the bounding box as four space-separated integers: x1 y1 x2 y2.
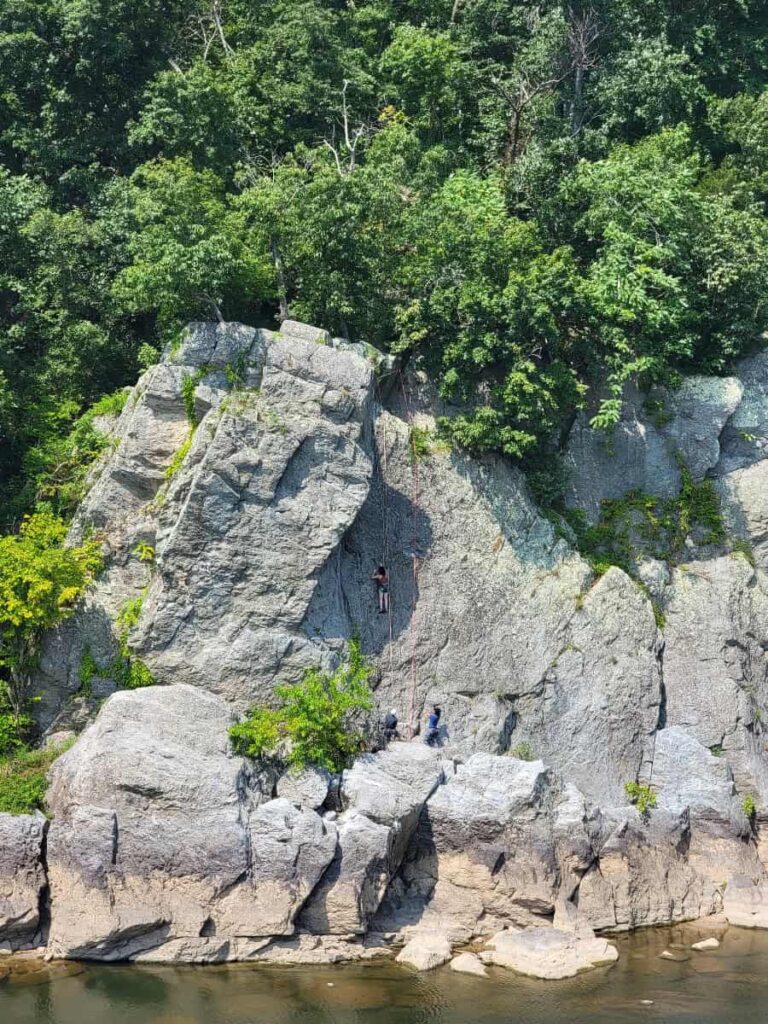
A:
10 319 768 965
0 813 47 951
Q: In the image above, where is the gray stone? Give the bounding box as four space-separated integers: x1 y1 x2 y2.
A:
396 931 452 971
0 813 47 950
301 744 445 935
662 557 768 803
450 951 488 976
691 937 720 950
482 926 618 980
45 685 336 960
281 320 331 346
277 767 331 811
723 876 768 928
564 377 742 522
134 329 374 707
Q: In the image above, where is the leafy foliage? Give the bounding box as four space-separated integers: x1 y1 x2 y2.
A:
742 794 757 820
230 639 374 773
562 457 726 577
624 781 657 816
1 0 768 517
0 509 102 721
0 741 73 815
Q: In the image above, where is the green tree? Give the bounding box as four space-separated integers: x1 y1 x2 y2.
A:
0 508 102 726
229 639 374 773
113 158 273 331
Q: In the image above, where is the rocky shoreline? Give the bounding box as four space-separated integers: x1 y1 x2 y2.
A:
3 320 768 974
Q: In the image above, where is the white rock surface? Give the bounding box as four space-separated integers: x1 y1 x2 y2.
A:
482 926 618 980
450 951 488 976
396 932 452 971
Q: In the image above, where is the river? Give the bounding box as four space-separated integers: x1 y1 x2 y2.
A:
2 924 766 1024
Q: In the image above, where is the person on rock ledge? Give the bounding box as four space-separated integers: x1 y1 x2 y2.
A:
372 564 389 615
383 708 399 743
425 706 442 747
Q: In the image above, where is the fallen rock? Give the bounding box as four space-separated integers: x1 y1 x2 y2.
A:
659 949 690 962
450 951 488 976
691 937 720 951
482 926 618 980
396 932 452 971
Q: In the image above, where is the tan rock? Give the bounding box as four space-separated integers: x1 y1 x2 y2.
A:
482 926 618 980
450 952 487 977
396 932 452 971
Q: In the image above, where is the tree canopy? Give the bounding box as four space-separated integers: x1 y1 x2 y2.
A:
2 0 768 517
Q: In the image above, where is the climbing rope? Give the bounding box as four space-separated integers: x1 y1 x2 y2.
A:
374 386 395 672
398 369 422 741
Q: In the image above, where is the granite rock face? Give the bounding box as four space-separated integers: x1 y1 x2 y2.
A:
564 377 742 521
23 322 768 962
0 813 47 951
35 319 375 730
300 743 444 935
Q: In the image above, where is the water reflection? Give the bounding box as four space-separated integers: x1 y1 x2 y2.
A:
2 924 767 1024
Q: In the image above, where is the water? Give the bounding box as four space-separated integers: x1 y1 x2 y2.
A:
3 925 768 1024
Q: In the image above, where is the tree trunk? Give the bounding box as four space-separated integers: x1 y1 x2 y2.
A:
271 237 289 322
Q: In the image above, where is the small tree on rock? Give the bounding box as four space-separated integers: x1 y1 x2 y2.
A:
0 508 102 734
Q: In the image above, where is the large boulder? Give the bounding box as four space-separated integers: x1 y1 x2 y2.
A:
0 813 47 951
481 925 618 980
377 754 599 941
300 743 444 934
35 320 376 731
46 685 337 960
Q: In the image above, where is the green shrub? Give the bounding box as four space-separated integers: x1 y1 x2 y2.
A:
624 781 657 815
165 435 192 480
78 645 99 698
133 541 155 563
23 390 128 519
0 689 31 758
510 741 534 761
137 343 160 371
742 794 757 819
562 456 726 580
0 742 73 815
408 425 433 465
110 594 155 689
230 639 374 773
181 364 211 427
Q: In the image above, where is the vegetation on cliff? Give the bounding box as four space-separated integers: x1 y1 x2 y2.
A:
1 0 767 525
230 639 374 772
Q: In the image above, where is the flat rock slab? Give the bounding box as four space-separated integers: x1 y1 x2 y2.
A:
482 927 618 980
396 933 452 971
450 952 487 977
724 877 768 928
691 937 720 951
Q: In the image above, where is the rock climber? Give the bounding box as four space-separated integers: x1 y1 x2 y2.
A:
425 706 441 747
383 708 399 743
372 564 389 615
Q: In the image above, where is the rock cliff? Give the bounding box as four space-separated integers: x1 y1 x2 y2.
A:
4 319 768 970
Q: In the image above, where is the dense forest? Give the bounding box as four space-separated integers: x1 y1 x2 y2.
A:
2 0 768 522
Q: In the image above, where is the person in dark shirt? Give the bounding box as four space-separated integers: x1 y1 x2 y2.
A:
372 564 389 614
383 708 398 743
425 706 441 747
